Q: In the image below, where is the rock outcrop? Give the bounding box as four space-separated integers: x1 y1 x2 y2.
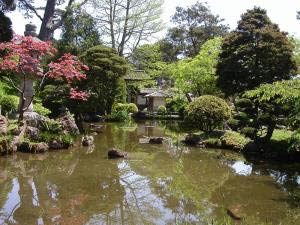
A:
0 116 8 135
58 115 80 135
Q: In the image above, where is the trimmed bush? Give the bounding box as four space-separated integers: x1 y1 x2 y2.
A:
126 103 138 113
0 95 19 115
220 131 250 151
157 105 167 115
33 103 51 116
113 103 138 114
185 95 232 131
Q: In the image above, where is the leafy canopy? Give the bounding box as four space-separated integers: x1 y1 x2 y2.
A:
217 7 297 96
170 37 223 97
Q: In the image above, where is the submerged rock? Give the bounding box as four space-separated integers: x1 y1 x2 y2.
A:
82 135 94 146
108 148 127 159
0 116 8 135
227 204 244 220
139 137 165 144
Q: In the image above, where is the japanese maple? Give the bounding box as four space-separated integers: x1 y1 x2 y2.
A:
0 35 89 122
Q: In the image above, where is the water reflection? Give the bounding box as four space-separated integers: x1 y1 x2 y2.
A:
230 161 252 176
0 121 300 224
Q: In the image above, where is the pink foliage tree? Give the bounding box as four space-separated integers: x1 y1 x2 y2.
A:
0 35 89 122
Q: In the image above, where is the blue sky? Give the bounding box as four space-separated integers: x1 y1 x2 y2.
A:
8 0 300 38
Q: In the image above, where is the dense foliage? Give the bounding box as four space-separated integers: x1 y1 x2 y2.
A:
216 7 297 96
230 80 300 143
0 35 89 121
185 95 231 131
80 45 128 114
170 37 223 97
164 1 228 59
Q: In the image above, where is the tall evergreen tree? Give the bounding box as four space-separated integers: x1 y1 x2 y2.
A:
216 7 297 96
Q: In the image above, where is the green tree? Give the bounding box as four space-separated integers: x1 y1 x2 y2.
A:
80 45 128 114
57 5 101 55
130 42 167 78
170 37 223 99
217 7 297 96
164 1 228 59
231 80 300 143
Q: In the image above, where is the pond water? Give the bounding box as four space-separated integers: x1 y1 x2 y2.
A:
1 121 300 225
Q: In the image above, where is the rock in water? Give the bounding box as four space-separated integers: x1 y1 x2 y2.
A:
82 135 94 146
0 116 8 135
227 204 244 220
108 148 127 159
149 137 164 144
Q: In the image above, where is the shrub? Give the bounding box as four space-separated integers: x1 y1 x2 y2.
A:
157 105 167 115
185 95 232 131
166 97 188 115
110 110 130 122
240 127 256 139
113 103 138 114
40 120 62 133
220 131 250 151
0 95 19 115
126 103 138 113
227 118 240 131
33 103 51 116
39 131 74 145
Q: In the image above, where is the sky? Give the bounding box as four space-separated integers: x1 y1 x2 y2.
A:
7 0 300 38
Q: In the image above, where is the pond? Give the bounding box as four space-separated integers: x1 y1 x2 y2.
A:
1 121 300 225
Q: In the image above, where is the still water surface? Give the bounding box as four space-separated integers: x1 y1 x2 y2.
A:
1 121 300 225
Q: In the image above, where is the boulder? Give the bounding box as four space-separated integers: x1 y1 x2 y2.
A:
0 116 8 135
183 134 202 146
0 139 10 155
30 142 49 153
82 135 94 146
149 137 164 144
25 126 40 141
18 142 31 153
19 142 49 154
24 112 47 129
48 140 70 150
58 115 80 135
227 204 244 220
108 148 127 159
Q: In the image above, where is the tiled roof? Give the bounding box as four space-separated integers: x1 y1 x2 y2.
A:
124 70 152 80
145 91 169 98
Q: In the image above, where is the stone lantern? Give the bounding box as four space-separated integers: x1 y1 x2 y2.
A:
20 24 41 113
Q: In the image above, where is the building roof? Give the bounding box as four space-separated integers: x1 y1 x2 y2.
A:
145 91 169 98
124 70 152 81
140 88 158 95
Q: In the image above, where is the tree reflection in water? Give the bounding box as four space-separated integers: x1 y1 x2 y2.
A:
0 122 300 224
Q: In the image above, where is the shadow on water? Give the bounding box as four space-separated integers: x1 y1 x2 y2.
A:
0 120 300 224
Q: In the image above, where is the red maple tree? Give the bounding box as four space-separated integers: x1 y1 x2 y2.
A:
0 35 89 121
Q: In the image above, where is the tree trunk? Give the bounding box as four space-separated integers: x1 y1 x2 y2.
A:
38 0 56 41
185 93 192 103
